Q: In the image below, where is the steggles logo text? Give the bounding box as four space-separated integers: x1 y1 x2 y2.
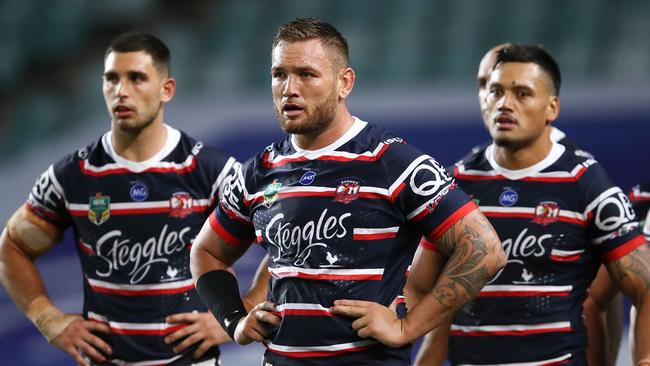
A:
265 209 351 266
95 225 192 284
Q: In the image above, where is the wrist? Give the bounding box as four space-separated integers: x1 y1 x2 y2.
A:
26 297 72 342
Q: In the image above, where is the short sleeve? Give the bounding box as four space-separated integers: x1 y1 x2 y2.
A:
26 164 71 230
387 146 475 242
582 164 645 262
210 164 256 248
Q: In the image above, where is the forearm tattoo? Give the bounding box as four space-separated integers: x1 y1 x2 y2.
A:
433 212 494 311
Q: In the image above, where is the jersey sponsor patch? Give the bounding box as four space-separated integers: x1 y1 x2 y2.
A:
299 171 316 185
499 187 518 207
130 181 149 202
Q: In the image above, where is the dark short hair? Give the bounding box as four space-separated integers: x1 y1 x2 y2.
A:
105 31 171 76
272 17 349 67
495 44 561 96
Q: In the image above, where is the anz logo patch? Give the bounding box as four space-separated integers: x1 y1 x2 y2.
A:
499 187 518 207
299 171 316 185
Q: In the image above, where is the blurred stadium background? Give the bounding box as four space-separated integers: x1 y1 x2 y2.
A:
0 0 648 365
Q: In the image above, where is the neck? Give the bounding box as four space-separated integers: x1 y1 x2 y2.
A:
111 118 168 162
492 135 553 170
293 108 354 151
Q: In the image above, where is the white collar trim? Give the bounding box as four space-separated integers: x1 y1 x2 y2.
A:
101 124 181 172
485 141 566 180
290 117 367 157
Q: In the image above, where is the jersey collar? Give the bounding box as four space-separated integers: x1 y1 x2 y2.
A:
485 141 566 180
102 124 181 172
290 117 367 158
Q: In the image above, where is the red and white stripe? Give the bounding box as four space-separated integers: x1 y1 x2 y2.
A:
87 312 187 336
275 303 333 317
457 352 572 366
67 199 211 216
268 266 384 280
112 355 185 366
78 240 93 255
87 278 194 296
353 226 399 240
243 185 391 206
550 249 584 262
266 339 378 358
479 206 586 226
263 142 389 168
451 321 571 336
630 186 650 202
454 163 587 183
80 154 197 176
478 285 572 297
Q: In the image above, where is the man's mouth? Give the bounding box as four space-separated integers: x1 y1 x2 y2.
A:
113 105 134 118
282 103 304 117
494 114 517 128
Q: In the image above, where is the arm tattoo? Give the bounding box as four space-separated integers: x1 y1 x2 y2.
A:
609 245 650 305
432 212 494 310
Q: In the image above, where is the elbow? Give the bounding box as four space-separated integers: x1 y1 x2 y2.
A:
488 239 507 278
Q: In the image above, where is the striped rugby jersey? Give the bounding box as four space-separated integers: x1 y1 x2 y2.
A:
629 181 650 241
438 141 644 365
26 125 237 365
211 118 474 366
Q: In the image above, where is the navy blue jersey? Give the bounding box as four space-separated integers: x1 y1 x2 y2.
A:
435 142 644 365
629 181 650 241
212 118 474 366
26 125 238 365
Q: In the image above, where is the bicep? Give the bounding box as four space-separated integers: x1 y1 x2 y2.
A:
606 245 650 306
434 208 504 271
5 205 61 258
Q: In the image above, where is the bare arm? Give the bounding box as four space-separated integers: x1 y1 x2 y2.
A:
242 254 270 311
413 320 451 366
332 208 505 346
405 245 450 366
606 244 650 363
584 265 622 366
0 205 111 365
190 220 280 345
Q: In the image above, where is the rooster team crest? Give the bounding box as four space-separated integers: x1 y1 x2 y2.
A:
88 193 110 225
533 201 560 225
334 179 360 204
263 179 282 208
170 192 193 218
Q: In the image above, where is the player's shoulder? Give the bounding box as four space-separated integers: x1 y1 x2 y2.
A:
51 135 104 174
178 129 234 165
452 143 489 171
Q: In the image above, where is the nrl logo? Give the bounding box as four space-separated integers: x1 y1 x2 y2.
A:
263 179 282 208
88 193 110 226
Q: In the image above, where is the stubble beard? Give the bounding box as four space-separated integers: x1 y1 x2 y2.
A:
275 92 338 137
113 107 160 134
